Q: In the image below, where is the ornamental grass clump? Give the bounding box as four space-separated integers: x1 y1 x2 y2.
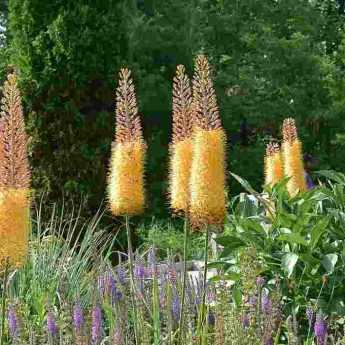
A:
264 142 284 188
282 118 307 196
169 65 193 214
189 55 226 229
107 68 145 216
0 73 31 270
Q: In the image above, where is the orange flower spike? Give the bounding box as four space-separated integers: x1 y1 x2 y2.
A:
0 73 31 269
189 55 226 230
169 65 193 213
107 69 146 216
264 142 284 187
282 118 307 196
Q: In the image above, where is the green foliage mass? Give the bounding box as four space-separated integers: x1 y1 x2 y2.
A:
1 0 345 219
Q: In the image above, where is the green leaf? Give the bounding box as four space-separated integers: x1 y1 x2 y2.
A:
215 236 246 250
282 253 299 278
232 287 242 308
316 170 345 185
322 254 338 274
277 233 308 246
231 173 258 195
310 218 329 250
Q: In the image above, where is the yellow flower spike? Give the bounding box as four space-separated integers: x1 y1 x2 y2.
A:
190 127 226 228
282 118 307 196
189 55 226 230
108 141 145 216
169 65 193 213
107 68 145 216
264 142 284 187
0 188 30 268
0 73 31 270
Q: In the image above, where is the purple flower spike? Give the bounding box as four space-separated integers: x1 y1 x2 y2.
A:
7 306 19 339
117 266 126 285
172 291 180 322
306 306 314 328
314 313 327 345
147 246 157 277
73 302 84 334
47 311 58 337
261 292 272 314
134 259 146 280
91 305 102 344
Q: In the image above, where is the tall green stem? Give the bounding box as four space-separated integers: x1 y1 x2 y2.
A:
0 259 9 345
126 216 138 345
178 217 189 344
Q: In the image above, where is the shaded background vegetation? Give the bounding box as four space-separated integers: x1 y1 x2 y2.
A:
0 0 345 222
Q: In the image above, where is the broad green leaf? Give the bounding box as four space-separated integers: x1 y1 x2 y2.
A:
277 233 308 246
310 218 329 249
322 254 338 274
282 253 299 278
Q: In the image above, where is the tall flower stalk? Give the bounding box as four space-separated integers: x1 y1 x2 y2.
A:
282 118 307 196
107 68 146 345
190 55 226 342
0 73 31 270
169 65 193 344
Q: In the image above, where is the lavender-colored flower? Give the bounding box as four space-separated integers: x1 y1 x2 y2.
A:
116 266 126 285
261 292 272 314
306 306 315 328
314 313 327 345
7 306 19 339
73 302 84 334
91 305 102 344
134 259 146 280
172 290 180 322
47 311 58 337
256 276 265 287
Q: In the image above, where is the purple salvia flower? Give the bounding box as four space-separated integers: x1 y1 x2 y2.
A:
91 305 102 344
116 266 126 285
306 306 315 328
171 290 180 322
134 259 146 280
98 274 105 297
73 302 84 334
47 311 58 337
7 306 19 339
261 292 272 314
314 313 327 345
